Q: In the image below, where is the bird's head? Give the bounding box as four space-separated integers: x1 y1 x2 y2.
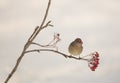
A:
75 38 83 44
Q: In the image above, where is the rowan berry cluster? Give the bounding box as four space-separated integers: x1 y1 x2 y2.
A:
88 52 99 71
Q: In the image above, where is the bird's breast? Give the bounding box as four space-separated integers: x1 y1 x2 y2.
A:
68 42 83 56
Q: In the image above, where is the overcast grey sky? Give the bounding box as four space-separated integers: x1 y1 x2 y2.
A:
0 0 120 83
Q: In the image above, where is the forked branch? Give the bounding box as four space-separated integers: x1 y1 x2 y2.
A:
4 0 52 83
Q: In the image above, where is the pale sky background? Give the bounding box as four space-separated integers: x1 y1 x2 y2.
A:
0 0 120 83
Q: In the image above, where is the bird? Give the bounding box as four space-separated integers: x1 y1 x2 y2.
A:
68 38 83 57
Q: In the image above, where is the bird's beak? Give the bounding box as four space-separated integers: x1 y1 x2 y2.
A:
81 40 83 44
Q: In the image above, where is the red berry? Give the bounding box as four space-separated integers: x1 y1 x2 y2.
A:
95 52 99 57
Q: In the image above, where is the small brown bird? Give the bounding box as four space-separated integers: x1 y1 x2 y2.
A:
68 38 83 57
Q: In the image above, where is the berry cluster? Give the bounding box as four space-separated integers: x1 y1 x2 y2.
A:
88 52 99 71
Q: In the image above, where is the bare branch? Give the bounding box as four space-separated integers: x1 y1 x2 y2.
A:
4 0 52 83
29 0 52 42
25 49 88 61
4 50 25 83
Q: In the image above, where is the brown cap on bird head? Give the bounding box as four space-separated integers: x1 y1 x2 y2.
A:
75 38 83 44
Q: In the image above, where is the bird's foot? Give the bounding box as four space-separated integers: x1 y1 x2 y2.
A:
78 56 81 59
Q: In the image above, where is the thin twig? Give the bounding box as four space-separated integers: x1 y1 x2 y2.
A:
42 20 53 29
29 0 51 42
31 42 59 48
31 42 49 47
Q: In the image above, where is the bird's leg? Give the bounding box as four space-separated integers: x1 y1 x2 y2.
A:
78 55 81 59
